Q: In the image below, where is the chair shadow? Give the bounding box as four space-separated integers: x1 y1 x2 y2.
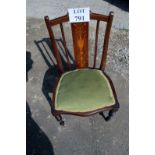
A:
26 51 33 82
26 103 55 155
34 38 75 111
103 0 129 12
26 51 55 155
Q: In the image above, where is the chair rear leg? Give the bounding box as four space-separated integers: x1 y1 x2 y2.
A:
54 114 65 126
100 109 118 121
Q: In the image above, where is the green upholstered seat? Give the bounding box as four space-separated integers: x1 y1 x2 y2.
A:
55 69 115 112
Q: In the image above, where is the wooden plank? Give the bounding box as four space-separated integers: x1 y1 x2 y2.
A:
90 12 109 22
50 14 69 26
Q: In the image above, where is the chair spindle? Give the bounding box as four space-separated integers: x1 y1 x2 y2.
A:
60 23 72 70
44 16 64 73
100 12 114 70
93 20 100 68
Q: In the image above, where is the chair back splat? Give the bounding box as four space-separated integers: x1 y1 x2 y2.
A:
71 22 89 68
44 11 114 73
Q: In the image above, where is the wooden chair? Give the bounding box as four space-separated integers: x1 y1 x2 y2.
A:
44 11 119 125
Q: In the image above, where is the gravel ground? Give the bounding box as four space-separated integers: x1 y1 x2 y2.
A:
106 29 129 78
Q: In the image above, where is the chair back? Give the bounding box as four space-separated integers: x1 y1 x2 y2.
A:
44 11 113 73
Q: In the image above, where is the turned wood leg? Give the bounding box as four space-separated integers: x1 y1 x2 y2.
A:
54 114 65 126
100 109 117 121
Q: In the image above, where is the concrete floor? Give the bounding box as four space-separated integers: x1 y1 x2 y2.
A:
26 1 128 154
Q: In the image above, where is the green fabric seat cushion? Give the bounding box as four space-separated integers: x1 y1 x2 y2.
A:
55 69 115 112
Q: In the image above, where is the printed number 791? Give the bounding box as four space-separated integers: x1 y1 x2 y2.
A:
74 16 84 21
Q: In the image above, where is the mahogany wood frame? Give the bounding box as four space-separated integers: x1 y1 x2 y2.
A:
44 11 119 125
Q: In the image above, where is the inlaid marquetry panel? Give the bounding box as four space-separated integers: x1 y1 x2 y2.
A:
71 22 89 68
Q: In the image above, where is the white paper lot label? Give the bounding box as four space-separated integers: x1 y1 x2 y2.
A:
68 7 90 23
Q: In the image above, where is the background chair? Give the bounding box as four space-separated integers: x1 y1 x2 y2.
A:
44 11 119 125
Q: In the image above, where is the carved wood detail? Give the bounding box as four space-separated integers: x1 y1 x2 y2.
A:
71 22 89 68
